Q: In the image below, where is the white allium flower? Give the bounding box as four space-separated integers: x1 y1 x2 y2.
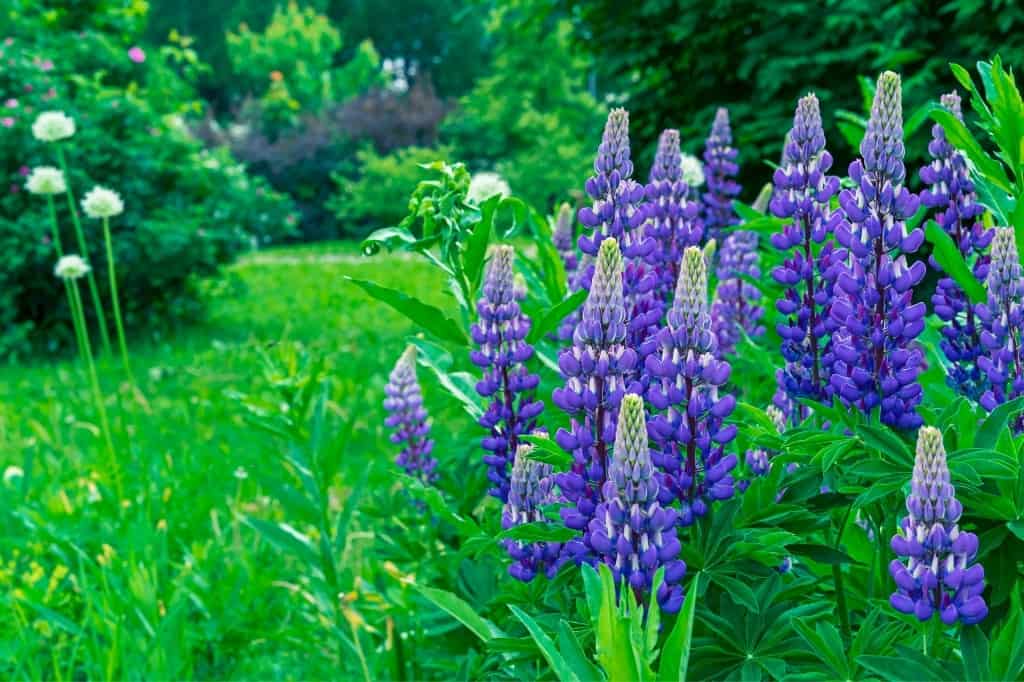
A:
467 171 511 205
3 465 23 486
54 254 91 280
25 166 66 195
31 110 76 142
81 186 124 219
680 153 705 188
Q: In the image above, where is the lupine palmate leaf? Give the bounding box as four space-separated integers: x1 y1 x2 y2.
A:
658 572 700 681
508 605 581 682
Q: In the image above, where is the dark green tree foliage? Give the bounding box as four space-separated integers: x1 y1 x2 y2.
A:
556 0 1024 194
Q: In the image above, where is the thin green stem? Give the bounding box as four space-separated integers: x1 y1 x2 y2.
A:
101 216 133 382
67 279 122 501
57 145 112 356
45 195 65 257
833 503 855 644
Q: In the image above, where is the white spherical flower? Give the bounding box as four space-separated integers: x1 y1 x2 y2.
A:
54 254 91 280
680 153 705 188
25 166 66 195
31 110 76 142
467 172 511 205
3 465 23 487
81 186 124 219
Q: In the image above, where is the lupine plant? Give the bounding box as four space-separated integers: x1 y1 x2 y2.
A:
711 229 765 356
977 227 1024 414
501 444 567 581
701 107 741 243
384 346 438 485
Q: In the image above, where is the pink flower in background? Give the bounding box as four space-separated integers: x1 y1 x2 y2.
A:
4 98 16 108
23 84 33 93
39 60 54 72
43 88 56 101
3 38 12 47
128 46 145 64
18 166 29 176
1 117 14 128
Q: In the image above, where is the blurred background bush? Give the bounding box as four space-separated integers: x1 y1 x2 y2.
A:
4 0 1024 359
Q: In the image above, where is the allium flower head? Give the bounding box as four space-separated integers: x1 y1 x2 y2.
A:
54 254 90 280
467 172 511 205
31 111 75 142
502 445 567 581
588 394 686 612
711 230 765 355
81 186 124 219
922 91 992 400
701 107 741 242
25 166 66 195
680 153 704 190
889 427 987 625
977 227 1024 414
383 346 438 484
831 71 926 429
472 246 543 501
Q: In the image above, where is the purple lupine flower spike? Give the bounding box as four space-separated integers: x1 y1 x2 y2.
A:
646 129 703 302
889 427 987 625
558 251 594 342
502 444 568 581
554 238 640 562
831 71 926 429
553 202 578 277
471 246 544 501
701 108 741 244
770 93 844 408
922 92 993 400
711 230 765 355
588 393 686 612
578 108 661 352
384 346 438 484
745 404 786 479
646 246 738 526
977 227 1024 416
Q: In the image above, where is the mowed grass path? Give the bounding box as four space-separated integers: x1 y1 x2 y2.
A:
0 242 473 677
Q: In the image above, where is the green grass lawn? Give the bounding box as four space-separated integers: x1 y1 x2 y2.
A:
0 241 476 678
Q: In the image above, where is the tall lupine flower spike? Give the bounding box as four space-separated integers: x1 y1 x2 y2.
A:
554 238 639 561
770 94 843 408
553 202 578 277
588 394 686 612
890 427 987 625
701 108 741 244
711 230 765 355
977 227 1024 415
471 246 544 501
502 445 568 581
831 71 926 429
646 247 738 526
646 129 703 302
384 347 438 484
922 92 992 400
578 108 661 352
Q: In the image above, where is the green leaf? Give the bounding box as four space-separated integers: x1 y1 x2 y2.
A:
558 620 606 682
520 434 574 470
924 221 987 304
961 626 989 682
709 573 759 613
659 572 700 682
527 289 588 344
855 424 913 465
932 109 1012 193
792 619 848 679
509 605 581 682
346 277 468 346
409 338 483 420
788 543 861 566
415 585 504 643
975 396 1024 449
593 563 642 682
464 195 499 292
497 522 578 543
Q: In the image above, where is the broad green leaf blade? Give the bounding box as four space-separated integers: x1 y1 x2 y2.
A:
932 109 1012 193
415 585 504 643
410 338 484 420
242 517 320 567
658 572 700 681
557 620 606 682
788 543 861 566
520 434 574 470
594 563 642 682
497 522 579 543
346 277 468 346
924 221 987 304
464 195 499 293
974 395 1024 449
509 605 581 682
527 289 588 344
961 626 989 682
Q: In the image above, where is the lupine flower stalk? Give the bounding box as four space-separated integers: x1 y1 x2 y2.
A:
889 426 987 625
831 71 926 429
587 393 686 612
701 108 741 243
502 445 567 581
471 246 544 501
711 230 765 355
646 129 703 302
554 238 639 560
646 246 738 525
922 92 992 399
770 94 843 407
384 347 438 484
977 227 1024 414
553 202 578 277
578 108 661 351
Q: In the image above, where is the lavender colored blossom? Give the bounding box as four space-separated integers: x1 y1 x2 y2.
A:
770 94 844 406
701 108 741 243
502 445 568 582
889 426 987 625
646 246 738 526
553 238 640 561
921 92 992 399
471 246 544 501
711 230 765 355
831 71 926 429
646 129 703 302
977 227 1024 414
587 394 686 612
384 347 437 484
553 202 578 277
